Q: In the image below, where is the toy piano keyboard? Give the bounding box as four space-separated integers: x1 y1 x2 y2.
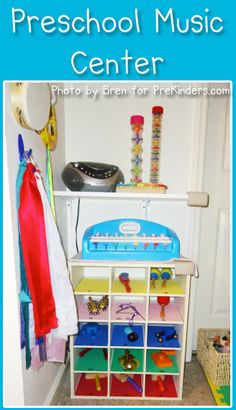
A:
82 219 180 260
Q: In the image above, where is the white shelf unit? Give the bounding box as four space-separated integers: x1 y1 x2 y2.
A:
54 190 208 207
68 257 193 400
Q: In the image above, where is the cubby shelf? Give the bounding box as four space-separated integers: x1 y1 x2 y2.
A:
74 323 109 346
146 350 180 374
74 373 108 397
148 300 183 324
74 278 110 294
77 305 109 322
111 279 147 295
145 375 178 398
149 280 185 296
110 374 143 397
110 324 145 347
110 299 146 323
69 257 192 400
74 348 108 372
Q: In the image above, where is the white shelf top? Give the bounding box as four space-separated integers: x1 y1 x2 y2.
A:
54 190 188 201
69 256 177 268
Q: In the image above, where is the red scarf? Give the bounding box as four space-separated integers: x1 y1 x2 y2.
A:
18 163 58 338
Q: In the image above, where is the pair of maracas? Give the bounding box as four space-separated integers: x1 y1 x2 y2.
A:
150 267 172 289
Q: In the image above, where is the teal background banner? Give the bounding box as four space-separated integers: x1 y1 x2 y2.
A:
0 0 235 408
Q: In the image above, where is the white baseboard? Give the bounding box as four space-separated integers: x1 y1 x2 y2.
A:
44 361 67 405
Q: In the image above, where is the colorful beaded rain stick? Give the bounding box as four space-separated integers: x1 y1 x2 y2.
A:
150 106 164 183
130 115 144 183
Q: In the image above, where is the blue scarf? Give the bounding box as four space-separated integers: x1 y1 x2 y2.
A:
16 160 31 369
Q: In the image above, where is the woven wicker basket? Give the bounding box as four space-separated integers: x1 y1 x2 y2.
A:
197 328 230 386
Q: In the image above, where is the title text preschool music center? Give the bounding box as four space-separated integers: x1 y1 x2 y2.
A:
11 7 224 76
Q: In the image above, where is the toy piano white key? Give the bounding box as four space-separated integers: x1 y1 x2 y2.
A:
89 234 171 244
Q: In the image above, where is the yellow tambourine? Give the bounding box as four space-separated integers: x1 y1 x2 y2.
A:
39 104 57 151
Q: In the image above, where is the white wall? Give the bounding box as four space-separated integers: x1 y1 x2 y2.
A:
3 83 66 406
64 82 195 193
62 82 198 259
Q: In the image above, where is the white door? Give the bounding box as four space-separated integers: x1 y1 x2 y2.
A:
193 91 231 346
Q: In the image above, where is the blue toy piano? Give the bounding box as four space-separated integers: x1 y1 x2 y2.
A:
82 218 180 260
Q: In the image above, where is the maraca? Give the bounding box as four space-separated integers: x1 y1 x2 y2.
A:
150 268 161 288
160 268 172 288
157 296 170 320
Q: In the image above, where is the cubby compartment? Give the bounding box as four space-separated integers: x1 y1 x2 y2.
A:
71 265 110 294
149 266 175 290
110 323 145 347
110 348 144 373
146 349 180 374
74 372 108 397
148 296 184 324
145 374 178 398
147 324 181 349
110 295 146 322
74 322 108 346
111 267 148 294
110 373 143 397
149 269 185 296
74 348 108 372
76 295 109 322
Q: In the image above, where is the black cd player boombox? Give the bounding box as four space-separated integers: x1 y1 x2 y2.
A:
61 162 124 192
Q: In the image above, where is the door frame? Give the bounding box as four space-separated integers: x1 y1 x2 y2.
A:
186 87 209 360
